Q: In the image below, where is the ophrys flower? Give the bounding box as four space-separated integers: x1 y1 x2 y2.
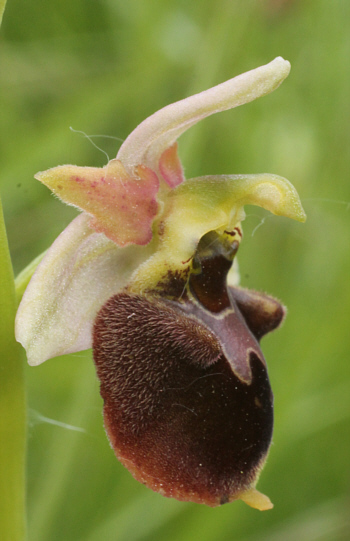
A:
16 57 305 509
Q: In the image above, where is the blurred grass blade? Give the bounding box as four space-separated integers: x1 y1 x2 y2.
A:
83 495 185 541
29 361 95 541
0 195 27 541
0 0 7 26
243 497 350 541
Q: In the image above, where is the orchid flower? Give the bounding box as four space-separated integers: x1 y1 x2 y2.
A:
16 57 305 510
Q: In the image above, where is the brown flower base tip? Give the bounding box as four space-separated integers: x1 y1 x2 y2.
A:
93 287 281 507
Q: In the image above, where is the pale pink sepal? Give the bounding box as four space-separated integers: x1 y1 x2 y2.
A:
15 214 153 365
35 159 159 247
117 57 291 180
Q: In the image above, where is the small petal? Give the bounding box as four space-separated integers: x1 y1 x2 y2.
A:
117 57 291 180
158 142 185 188
35 159 159 247
15 214 154 365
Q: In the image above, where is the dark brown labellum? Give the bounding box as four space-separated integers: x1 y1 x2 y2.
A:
93 232 285 506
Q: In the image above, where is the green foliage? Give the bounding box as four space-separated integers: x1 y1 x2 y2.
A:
1 0 349 539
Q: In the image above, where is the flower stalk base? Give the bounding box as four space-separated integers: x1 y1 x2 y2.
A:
0 197 27 541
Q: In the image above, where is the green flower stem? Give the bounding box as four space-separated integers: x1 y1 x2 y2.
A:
0 197 27 541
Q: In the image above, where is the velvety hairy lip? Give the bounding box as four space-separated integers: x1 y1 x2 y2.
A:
93 292 275 506
93 232 284 508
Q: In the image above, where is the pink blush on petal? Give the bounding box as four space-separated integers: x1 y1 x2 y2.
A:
158 142 185 188
36 160 160 247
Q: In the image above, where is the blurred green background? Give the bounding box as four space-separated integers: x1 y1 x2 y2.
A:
1 0 350 540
